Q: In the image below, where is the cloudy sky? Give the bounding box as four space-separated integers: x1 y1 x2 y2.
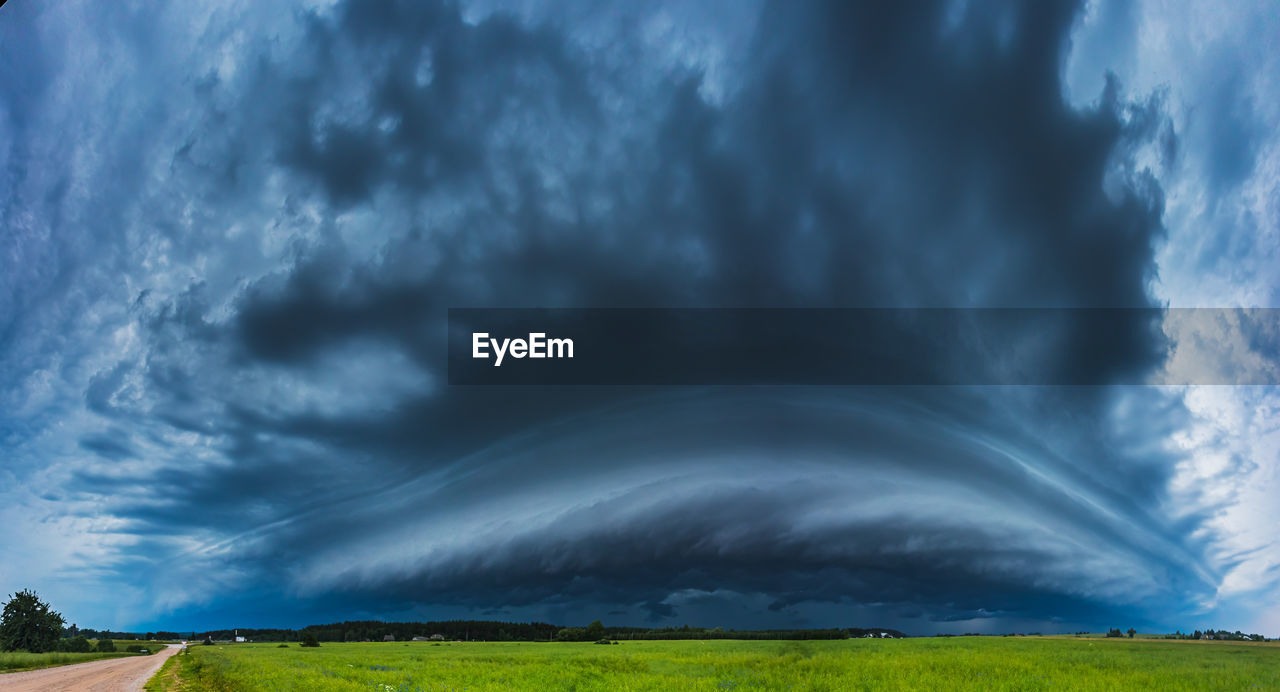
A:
1 0 1278 635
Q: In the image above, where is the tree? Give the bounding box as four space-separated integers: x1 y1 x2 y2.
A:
586 620 605 641
62 636 92 652
95 639 116 653
300 633 320 647
554 627 586 642
0 589 66 653
1126 628 1136 639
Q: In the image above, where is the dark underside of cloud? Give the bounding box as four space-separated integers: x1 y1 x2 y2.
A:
57 0 1217 630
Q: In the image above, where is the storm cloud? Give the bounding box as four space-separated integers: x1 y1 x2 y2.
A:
2 0 1277 634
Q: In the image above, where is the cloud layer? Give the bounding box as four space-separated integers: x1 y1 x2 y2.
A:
1 0 1277 633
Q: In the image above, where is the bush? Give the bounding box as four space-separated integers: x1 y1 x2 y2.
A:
277 643 289 648
300 633 320 647
62 636 92 653
95 639 116 653
594 639 612 645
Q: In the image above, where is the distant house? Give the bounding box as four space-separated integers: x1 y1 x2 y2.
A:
429 634 445 641
383 635 396 642
411 636 430 641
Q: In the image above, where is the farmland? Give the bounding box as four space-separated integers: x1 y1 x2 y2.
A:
149 637 1280 691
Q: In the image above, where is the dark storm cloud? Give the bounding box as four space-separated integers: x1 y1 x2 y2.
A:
41 0 1213 630
78 430 136 461
277 2 594 207
233 0 1168 313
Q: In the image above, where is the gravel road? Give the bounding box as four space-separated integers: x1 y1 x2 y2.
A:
0 644 181 692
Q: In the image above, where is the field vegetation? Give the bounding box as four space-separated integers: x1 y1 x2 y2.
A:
0 641 165 673
148 636 1280 691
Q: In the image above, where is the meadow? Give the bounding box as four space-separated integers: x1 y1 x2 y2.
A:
148 637 1280 691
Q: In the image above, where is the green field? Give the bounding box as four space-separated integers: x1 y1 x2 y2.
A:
0 640 166 673
149 637 1280 691
0 650 135 673
0 639 167 670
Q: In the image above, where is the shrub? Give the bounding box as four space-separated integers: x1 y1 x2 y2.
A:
277 643 289 648
62 636 92 652
95 639 116 653
300 633 320 647
594 639 612 645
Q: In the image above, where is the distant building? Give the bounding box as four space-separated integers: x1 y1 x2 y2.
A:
411 636 430 641
429 634 445 641
383 635 396 642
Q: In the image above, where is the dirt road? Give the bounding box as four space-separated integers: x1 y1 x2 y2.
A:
0 645 182 692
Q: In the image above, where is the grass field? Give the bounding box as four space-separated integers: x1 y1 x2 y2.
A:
149 637 1280 691
0 639 167 673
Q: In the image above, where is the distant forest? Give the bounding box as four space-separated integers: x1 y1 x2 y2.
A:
65 621 1268 644
66 621 910 642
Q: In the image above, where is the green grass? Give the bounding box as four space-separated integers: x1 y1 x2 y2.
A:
154 637 1280 691
0 641 168 674
0 650 133 673
146 651 195 692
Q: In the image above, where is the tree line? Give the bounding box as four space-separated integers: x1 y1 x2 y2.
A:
3 589 1271 651
1162 629 1267 642
194 621 897 643
210 619 561 643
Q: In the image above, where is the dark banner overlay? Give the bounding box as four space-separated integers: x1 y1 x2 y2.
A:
447 308 1280 386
